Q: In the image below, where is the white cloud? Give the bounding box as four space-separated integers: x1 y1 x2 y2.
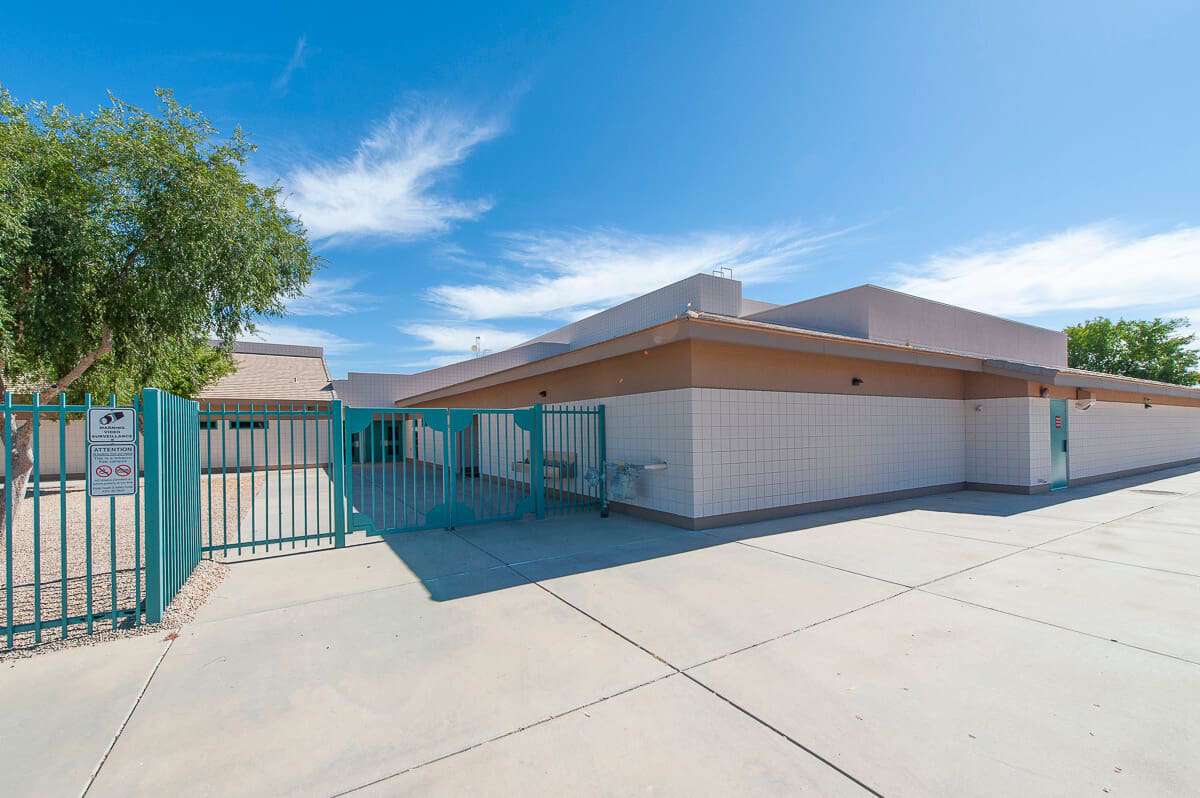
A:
426 224 841 320
887 224 1200 318
282 103 502 242
285 277 375 316
401 323 536 354
272 35 307 92
251 322 363 354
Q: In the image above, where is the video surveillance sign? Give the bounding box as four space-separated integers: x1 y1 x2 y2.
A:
88 407 137 444
87 407 138 497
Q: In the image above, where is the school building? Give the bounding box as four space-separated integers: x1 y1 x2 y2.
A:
336 273 1200 529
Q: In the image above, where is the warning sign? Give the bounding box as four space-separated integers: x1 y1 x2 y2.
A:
88 407 137 444
1054 416 1063 429
88 444 138 497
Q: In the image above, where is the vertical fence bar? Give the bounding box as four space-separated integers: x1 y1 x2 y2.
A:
143 388 163 623
532 404 546 519
83 393 93 633
4 392 13 648
59 395 69 637
31 393 41 642
275 403 282 550
108 393 118 630
134 393 142 625
234 404 242 553
331 400 345 548
248 402 256 553
302 405 309 546
220 404 227 553
289 404 296 548
205 405 212 557
598 405 608 516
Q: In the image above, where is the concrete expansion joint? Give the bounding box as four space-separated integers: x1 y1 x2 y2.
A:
81 637 176 797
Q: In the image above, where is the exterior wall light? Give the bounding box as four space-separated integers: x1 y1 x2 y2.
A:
1039 386 1050 397
975 404 984 412
538 390 548 398
1144 397 1152 408
851 377 864 386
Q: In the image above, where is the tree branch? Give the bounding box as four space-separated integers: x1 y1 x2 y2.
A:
41 328 114 404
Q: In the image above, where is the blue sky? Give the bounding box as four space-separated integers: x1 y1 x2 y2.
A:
4 1 1199 376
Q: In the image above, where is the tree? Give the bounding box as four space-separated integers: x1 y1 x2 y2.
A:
1065 317 1199 386
0 87 317 524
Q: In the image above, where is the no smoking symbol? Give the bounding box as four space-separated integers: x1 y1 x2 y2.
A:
115 464 132 477
95 465 113 477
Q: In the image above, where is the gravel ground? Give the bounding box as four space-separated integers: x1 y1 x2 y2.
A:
1 471 262 656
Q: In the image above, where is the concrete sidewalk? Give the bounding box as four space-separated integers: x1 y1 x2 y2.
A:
5 465 1200 796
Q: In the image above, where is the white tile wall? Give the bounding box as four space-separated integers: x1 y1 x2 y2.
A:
690 389 966 518
593 389 696 517
964 397 1049 488
1069 400 1200 480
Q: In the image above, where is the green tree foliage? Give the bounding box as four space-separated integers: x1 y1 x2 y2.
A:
0 87 316 518
1065 317 1199 386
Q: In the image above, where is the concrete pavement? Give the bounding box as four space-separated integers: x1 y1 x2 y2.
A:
4 464 1199 796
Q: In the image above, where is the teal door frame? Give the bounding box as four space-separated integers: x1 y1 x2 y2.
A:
1049 399 1069 490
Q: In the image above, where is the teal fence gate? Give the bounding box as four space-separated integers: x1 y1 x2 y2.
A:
344 404 606 535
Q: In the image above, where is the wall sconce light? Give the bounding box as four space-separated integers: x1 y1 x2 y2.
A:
1143 397 1152 409
538 390 548 398
1039 386 1050 398
975 404 984 413
851 377 864 386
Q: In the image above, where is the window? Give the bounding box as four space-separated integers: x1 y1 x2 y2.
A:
230 419 268 430
198 419 224 430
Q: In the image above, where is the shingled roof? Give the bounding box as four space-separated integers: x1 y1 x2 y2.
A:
199 341 334 403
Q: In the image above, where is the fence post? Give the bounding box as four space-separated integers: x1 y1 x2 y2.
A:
331 400 346 548
142 388 164 623
597 404 608 518
531 404 546 519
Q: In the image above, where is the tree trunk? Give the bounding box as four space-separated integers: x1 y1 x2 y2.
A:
0 414 35 531
0 328 113 528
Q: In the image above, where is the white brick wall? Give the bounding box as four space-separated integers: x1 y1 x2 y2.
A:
1069 400 1200 480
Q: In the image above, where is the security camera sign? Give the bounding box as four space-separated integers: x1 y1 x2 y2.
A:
88 444 138 497
88 407 137 443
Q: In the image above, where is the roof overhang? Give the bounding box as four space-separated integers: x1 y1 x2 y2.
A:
396 311 1200 406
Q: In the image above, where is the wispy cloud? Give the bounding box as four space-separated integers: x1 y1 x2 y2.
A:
401 323 536 354
281 102 503 242
272 35 307 92
887 223 1200 318
426 224 842 320
284 276 375 316
251 322 363 354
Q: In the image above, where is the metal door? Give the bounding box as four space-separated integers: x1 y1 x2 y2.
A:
1049 399 1069 490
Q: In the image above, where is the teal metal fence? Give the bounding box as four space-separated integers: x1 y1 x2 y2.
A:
3 392 147 647
343 403 606 535
4 393 604 650
197 400 343 556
